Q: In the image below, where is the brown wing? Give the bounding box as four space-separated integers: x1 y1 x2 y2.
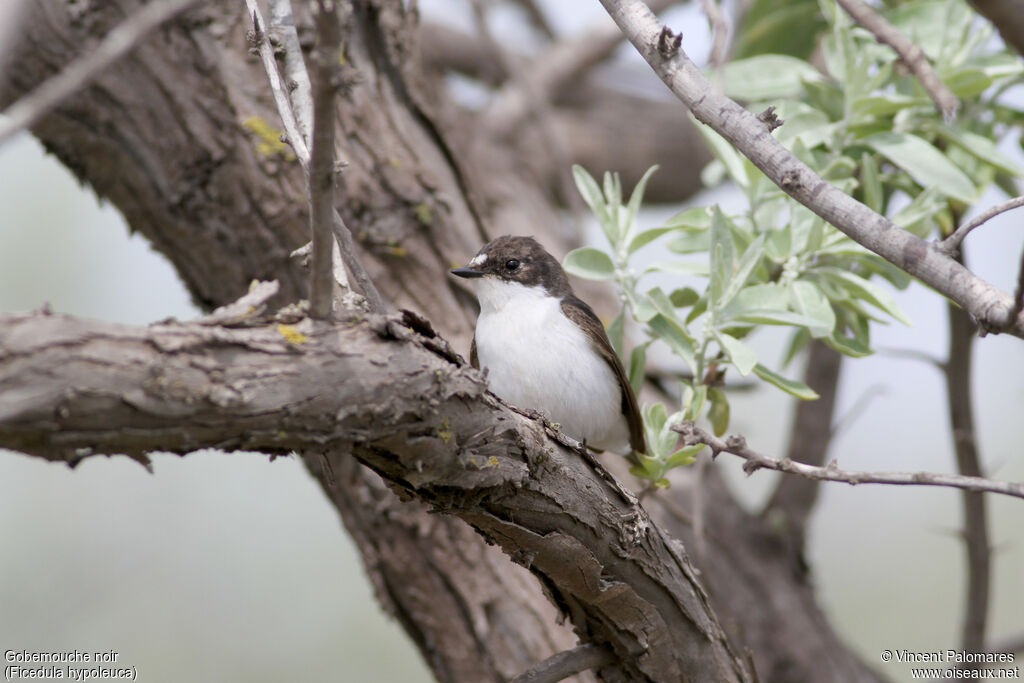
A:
561 297 646 458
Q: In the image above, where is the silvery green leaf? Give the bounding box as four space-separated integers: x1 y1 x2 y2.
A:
667 230 711 254
825 333 873 357
628 342 649 396
717 233 767 311
892 186 945 237
628 227 676 254
815 266 912 325
716 331 758 375
721 54 823 100
719 283 789 321
607 310 625 358
934 125 1024 178
709 207 736 309
696 123 749 188
860 154 883 213
572 165 611 230
664 206 712 231
861 132 977 203
648 314 697 373
707 388 731 436
753 363 819 399
563 247 615 281
643 261 711 277
667 444 703 468
624 165 659 242
788 280 836 337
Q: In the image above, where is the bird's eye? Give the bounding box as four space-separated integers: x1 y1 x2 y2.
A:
505 259 520 271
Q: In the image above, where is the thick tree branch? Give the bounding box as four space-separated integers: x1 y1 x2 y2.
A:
0 0 200 147
0 310 753 683
835 0 958 118
597 0 1024 337
673 423 1024 500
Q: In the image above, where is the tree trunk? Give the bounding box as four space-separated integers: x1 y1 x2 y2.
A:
0 1 883 680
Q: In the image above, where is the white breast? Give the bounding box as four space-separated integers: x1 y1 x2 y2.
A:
473 279 629 453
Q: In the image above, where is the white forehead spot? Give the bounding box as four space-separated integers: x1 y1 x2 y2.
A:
468 253 488 267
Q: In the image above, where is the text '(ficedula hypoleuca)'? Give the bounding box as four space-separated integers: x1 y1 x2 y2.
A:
451 235 646 461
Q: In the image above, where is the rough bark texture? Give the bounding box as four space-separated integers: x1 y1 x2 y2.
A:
0 309 751 682
0 1 894 681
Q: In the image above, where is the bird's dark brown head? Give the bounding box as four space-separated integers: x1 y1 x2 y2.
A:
451 235 573 297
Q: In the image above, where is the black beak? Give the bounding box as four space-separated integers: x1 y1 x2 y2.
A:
451 267 484 279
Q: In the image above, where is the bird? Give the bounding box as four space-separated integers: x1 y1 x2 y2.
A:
451 235 646 461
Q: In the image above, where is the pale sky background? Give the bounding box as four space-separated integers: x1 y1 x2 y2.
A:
1 1 1022 682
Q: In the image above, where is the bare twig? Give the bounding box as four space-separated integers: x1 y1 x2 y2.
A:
938 195 1024 256
307 0 342 319
943 248 991 657
597 0 1024 337
699 0 731 68
762 341 843 551
244 0 311 165
244 0 385 313
835 0 959 118
509 643 617 683
508 0 557 40
672 422 1024 501
268 0 313 143
0 0 200 147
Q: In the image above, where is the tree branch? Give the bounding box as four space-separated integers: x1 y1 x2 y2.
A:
761 341 843 554
0 0 200 147
509 643 616 683
938 195 1024 256
0 310 753 682
307 0 342 319
835 0 959 118
943 251 991 657
673 423 1024 500
597 0 1024 337
268 0 313 145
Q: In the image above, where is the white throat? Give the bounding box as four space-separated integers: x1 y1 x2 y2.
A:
471 278 629 453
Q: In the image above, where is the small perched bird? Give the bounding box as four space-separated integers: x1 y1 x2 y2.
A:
451 235 646 460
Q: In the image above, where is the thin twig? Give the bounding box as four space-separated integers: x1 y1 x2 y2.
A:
507 0 557 40
597 0 1024 337
0 0 200 147
244 0 311 164
939 196 1024 256
268 0 313 143
244 0 385 312
672 422 1024 501
307 0 342 319
509 643 616 683
835 0 959 119
698 0 731 68
943 246 990 657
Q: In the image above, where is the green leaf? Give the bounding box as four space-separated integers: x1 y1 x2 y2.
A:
649 314 697 373
752 363 819 399
624 165 659 242
717 234 767 311
682 381 708 422
563 247 615 281
721 54 823 100
788 280 835 337
859 154 883 213
697 123 750 188
572 165 611 230
709 207 736 309
607 310 625 359
825 333 873 357
664 206 713 231
933 126 1024 178
667 444 704 468
891 186 945 237
707 388 731 436
861 132 977 203
628 227 676 254
628 343 649 397
669 287 700 308
814 267 912 325
667 230 711 254
643 261 711 277
716 331 758 375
